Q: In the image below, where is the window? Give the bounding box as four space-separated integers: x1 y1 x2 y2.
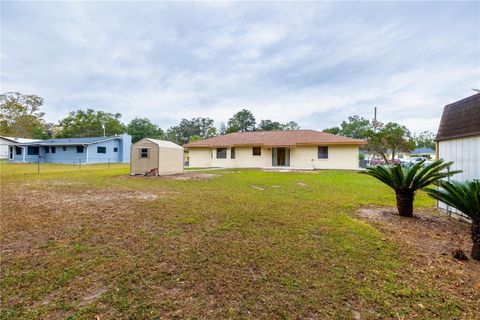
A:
97 146 106 154
15 146 22 155
45 146 50 153
252 147 261 156
51 147 56 153
76 146 84 153
231 147 235 159
27 146 39 155
216 148 227 159
140 148 149 158
62 146 67 151
113 147 118 152
318 146 328 159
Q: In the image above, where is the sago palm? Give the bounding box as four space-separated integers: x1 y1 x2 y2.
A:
362 160 460 217
425 180 480 260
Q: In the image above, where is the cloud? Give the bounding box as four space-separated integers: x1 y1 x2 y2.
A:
1 1 479 133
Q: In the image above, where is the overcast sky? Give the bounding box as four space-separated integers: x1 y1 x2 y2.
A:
1 1 479 133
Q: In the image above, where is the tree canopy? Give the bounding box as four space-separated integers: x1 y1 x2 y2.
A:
57 109 125 138
0 92 49 138
127 118 164 143
413 131 436 149
166 117 216 145
366 122 415 161
323 115 371 139
227 109 256 132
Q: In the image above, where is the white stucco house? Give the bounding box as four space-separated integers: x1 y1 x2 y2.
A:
435 93 480 216
183 130 366 170
0 136 42 159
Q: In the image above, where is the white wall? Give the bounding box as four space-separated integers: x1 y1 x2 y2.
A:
438 135 480 181
290 145 360 169
188 148 212 167
0 138 15 159
437 135 480 217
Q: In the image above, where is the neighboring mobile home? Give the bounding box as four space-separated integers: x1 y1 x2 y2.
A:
0 136 41 159
184 130 366 170
9 134 132 164
130 138 184 175
436 93 480 216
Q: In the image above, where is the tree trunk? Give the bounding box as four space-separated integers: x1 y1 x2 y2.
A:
471 221 480 261
396 191 414 217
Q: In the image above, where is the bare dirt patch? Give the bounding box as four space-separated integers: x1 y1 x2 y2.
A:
357 206 480 311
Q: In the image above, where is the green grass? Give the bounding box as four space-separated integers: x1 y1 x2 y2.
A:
0 163 474 319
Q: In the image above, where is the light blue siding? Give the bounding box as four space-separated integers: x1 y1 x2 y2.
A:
10 135 132 164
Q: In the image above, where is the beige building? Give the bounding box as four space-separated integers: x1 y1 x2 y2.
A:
184 130 366 170
130 138 184 175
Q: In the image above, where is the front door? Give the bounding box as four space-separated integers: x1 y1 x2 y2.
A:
272 148 290 166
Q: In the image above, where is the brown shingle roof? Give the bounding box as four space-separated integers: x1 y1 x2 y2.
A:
183 130 366 148
436 93 480 141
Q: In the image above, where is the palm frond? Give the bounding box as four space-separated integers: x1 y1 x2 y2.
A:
425 180 480 221
363 159 460 193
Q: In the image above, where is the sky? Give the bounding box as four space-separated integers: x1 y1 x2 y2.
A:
1 1 479 134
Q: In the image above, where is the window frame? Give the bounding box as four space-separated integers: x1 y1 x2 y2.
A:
15 146 22 155
140 148 149 159
318 146 329 159
45 146 50 153
113 147 118 152
252 147 261 156
51 146 56 153
62 146 67 151
97 146 107 154
76 146 84 153
216 148 227 159
231 147 235 159
27 146 39 155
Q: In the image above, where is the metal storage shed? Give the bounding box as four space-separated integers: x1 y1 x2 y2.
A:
130 138 184 175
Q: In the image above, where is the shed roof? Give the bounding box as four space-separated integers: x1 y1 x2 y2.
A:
436 93 480 141
144 138 184 150
183 129 366 148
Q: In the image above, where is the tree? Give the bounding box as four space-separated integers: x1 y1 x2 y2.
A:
281 121 300 131
339 115 371 139
323 127 341 135
166 117 216 145
413 131 436 150
363 160 460 217
127 118 164 143
218 122 227 135
366 122 415 162
258 120 283 131
0 92 47 138
227 109 256 132
425 180 480 260
57 109 125 138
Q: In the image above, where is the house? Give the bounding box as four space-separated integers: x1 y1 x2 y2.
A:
183 130 366 169
130 138 184 175
9 134 132 164
409 147 436 159
0 136 42 159
436 93 480 216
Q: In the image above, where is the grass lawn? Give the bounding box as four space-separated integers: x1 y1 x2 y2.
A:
1 163 478 319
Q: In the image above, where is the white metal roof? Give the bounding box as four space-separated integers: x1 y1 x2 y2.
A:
144 138 184 150
0 136 42 144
